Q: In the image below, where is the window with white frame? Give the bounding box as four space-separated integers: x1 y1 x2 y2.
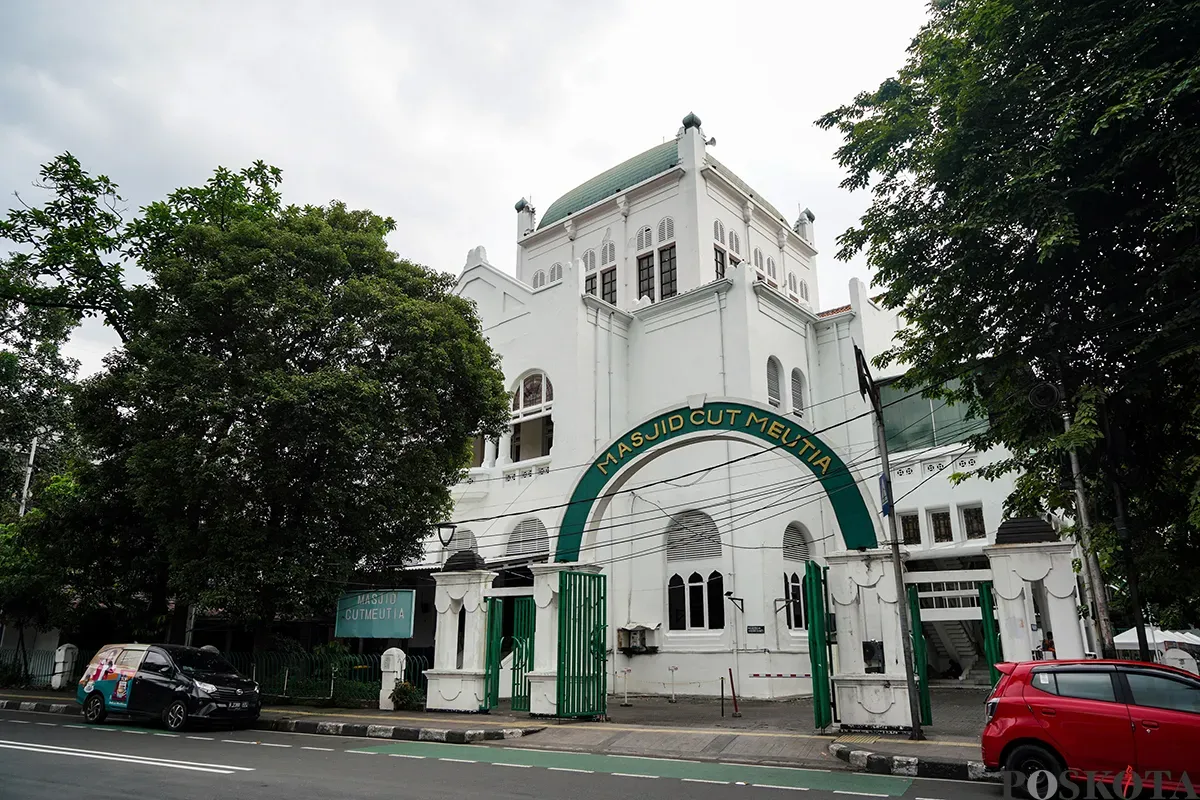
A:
665 510 725 631
636 226 653 252
713 219 739 281
790 368 805 418
782 523 813 630
799 279 810 301
900 513 922 545
729 230 741 255
657 216 675 244
930 509 953 543
753 247 764 271
787 272 798 296
509 372 554 462
766 256 777 281
581 250 596 273
714 219 725 244
506 518 550 560
531 270 547 289
599 240 616 303
961 505 986 540
548 262 563 283
767 357 783 408
632 218 678 301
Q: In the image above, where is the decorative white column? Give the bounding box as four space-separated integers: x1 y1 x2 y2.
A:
483 438 498 469
825 547 914 730
497 431 512 467
424 569 497 712
379 647 408 710
525 562 602 717
985 541 1085 661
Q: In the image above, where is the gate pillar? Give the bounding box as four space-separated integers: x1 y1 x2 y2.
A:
985 540 1084 661
425 568 497 712
826 547 914 730
525 562 602 716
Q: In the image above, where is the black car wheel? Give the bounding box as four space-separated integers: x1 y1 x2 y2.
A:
1005 743 1065 798
163 699 189 732
83 693 107 725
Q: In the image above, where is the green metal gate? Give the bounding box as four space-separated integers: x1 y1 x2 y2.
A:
556 570 607 718
510 596 535 712
907 585 933 726
978 580 1004 685
483 597 504 710
805 560 833 730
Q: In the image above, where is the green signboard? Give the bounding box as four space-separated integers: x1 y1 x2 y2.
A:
334 590 415 639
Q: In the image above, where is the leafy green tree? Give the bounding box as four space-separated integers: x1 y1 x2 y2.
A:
820 0 1200 628
2 156 510 634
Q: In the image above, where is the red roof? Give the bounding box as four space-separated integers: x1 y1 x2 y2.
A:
817 304 852 318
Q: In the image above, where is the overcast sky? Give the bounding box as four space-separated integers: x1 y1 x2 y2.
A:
1 0 929 376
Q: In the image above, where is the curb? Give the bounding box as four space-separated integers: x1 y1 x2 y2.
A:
828 741 1002 783
0 700 543 743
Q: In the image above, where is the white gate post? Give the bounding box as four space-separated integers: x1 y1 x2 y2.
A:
424 569 496 712
379 647 407 710
525 562 601 716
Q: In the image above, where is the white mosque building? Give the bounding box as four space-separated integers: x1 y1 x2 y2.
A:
401 113 1092 704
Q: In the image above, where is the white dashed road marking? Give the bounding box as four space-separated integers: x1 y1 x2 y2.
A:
834 792 888 798
389 753 424 759
494 763 532 768
439 757 476 763
302 746 334 752
34 722 57 727
548 767 593 774
612 773 658 779
753 786 810 792
684 779 730 784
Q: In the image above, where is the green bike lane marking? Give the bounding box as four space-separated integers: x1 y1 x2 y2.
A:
356 739 914 794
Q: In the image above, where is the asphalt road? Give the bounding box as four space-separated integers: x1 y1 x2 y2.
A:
0 708 1005 800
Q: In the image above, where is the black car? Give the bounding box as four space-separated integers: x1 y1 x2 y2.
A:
77 643 261 731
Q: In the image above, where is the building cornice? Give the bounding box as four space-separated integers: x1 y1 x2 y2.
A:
751 278 819 324
582 294 635 334
633 277 734 323
519 166 686 246
700 165 818 257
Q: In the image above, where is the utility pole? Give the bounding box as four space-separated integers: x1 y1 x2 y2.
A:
1060 407 1115 656
854 344 923 741
1100 405 1150 663
18 436 38 517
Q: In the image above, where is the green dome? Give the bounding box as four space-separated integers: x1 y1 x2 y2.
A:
515 197 528 212
682 112 701 130
537 140 680 230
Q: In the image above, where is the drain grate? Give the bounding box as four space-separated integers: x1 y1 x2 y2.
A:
836 733 880 744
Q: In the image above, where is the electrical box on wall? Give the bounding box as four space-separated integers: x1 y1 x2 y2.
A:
863 639 885 674
617 624 660 656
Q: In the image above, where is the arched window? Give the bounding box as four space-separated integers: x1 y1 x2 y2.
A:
790 369 805 418
766 256 777 280
581 251 595 273
729 231 741 255
784 571 807 629
787 273 798 295
799 280 810 301
636 226 653 252
444 528 478 561
665 510 722 561
507 517 550 560
713 219 725 244
667 571 725 630
509 371 554 462
549 262 564 283
531 270 547 289
601 241 616 266
783 522 811 562
766 357 783 408
657 216 675 243
753 248 764 270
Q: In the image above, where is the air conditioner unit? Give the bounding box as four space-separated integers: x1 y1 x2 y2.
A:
863 639 885 674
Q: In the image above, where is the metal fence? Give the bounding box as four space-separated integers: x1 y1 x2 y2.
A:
0 649 57 687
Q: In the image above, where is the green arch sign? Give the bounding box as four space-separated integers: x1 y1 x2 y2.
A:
554 400 879 561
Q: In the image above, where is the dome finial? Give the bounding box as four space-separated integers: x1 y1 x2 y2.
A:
682 112 702 130
515 197 529 212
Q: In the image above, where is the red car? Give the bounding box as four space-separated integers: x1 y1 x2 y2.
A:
982 659 1200 793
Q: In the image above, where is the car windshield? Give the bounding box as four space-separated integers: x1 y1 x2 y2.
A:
165 648 239 676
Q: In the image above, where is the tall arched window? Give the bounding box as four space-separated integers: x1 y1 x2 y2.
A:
531 270 547 289
444 528 478 561
766 256 777 280
753 248 764 270
713 219 725 244
787 273 798 295
790 369 805 418
507 518 550 560
548 262 563 283
729 231 741 255
581 251 596 273
799 279 810 301
667 571 725 630
597 240 617 304
509 371 554 462
766 357 783 408
601 241 616 266
665 510 722 561
657 216 675 243
782 523 813 629
636 226 653 252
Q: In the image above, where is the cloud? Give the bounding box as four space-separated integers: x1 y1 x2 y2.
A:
1 0 928 376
